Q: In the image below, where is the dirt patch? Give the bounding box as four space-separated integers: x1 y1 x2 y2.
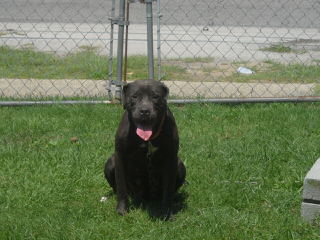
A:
285 39 320 52
162 59 273 81
0 28 26 36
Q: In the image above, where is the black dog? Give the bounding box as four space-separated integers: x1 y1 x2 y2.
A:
104 80 186 220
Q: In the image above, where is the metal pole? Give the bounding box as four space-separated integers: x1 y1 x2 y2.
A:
116 0 126 99
167 97 320 104
156 0 161 81
0 101 112 107
146 0 154 80
1 96 320 107
123 0 130 83
108 0 116 99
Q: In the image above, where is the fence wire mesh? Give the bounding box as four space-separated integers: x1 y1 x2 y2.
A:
0 0 319 102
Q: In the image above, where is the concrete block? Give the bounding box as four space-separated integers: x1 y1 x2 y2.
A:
301 158 320 222
301 202 320 222
303 158 320 201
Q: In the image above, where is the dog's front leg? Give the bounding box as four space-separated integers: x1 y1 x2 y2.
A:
161 157 177 220
115 152 128 215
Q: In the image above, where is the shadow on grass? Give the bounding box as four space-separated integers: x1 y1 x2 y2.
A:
104 188 188 221
130 189 189 221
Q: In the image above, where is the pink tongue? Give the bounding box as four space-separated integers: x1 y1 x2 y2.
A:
136 127 153 141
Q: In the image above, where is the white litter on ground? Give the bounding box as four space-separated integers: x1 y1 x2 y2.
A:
100 196 108 202
237 66 254 75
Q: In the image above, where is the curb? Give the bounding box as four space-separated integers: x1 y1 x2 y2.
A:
302 158 320 222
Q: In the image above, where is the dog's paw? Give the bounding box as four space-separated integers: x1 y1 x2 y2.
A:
116 201 128 216
153 207 172 221
162 208 172 221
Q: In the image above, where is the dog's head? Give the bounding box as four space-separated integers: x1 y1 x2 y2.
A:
122 80 169 141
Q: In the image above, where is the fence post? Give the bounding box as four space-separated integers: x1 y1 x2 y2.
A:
115 0 126 99
156 0 161 81
108 0 116 99
146 0 154 80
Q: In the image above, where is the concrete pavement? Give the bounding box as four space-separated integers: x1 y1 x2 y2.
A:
0 78 316 99
1 0 319 28
1 22 320 63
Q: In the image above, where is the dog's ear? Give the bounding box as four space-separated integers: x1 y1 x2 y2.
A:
122 83 130 109
162 83 169 99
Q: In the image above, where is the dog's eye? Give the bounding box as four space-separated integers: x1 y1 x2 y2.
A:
152 94 159 100
131 95 138 99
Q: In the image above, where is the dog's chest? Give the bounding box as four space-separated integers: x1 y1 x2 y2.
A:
137 141 161 196
146 141 158 157
146 142 161 197
138 141 159 169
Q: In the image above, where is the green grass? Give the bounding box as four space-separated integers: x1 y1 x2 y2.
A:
1 46 320 84
125 55 187 80
261 44 296 53
1 103 320 239
315 85 320 95
0 46 186 81
0 45 108 79
182 57 214 64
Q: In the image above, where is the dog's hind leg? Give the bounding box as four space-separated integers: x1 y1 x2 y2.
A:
176 158 186 191
104 155 116 193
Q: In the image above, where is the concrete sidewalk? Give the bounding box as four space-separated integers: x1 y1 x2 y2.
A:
1 22 320 62
0 78 316 99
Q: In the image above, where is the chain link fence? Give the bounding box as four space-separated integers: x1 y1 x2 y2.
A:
0 0 320 103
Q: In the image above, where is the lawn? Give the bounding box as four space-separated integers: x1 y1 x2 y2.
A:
1 103 320 239
1 45 320 83
0 46 184 81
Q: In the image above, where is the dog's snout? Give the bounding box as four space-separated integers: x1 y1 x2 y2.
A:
139 109 150 117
